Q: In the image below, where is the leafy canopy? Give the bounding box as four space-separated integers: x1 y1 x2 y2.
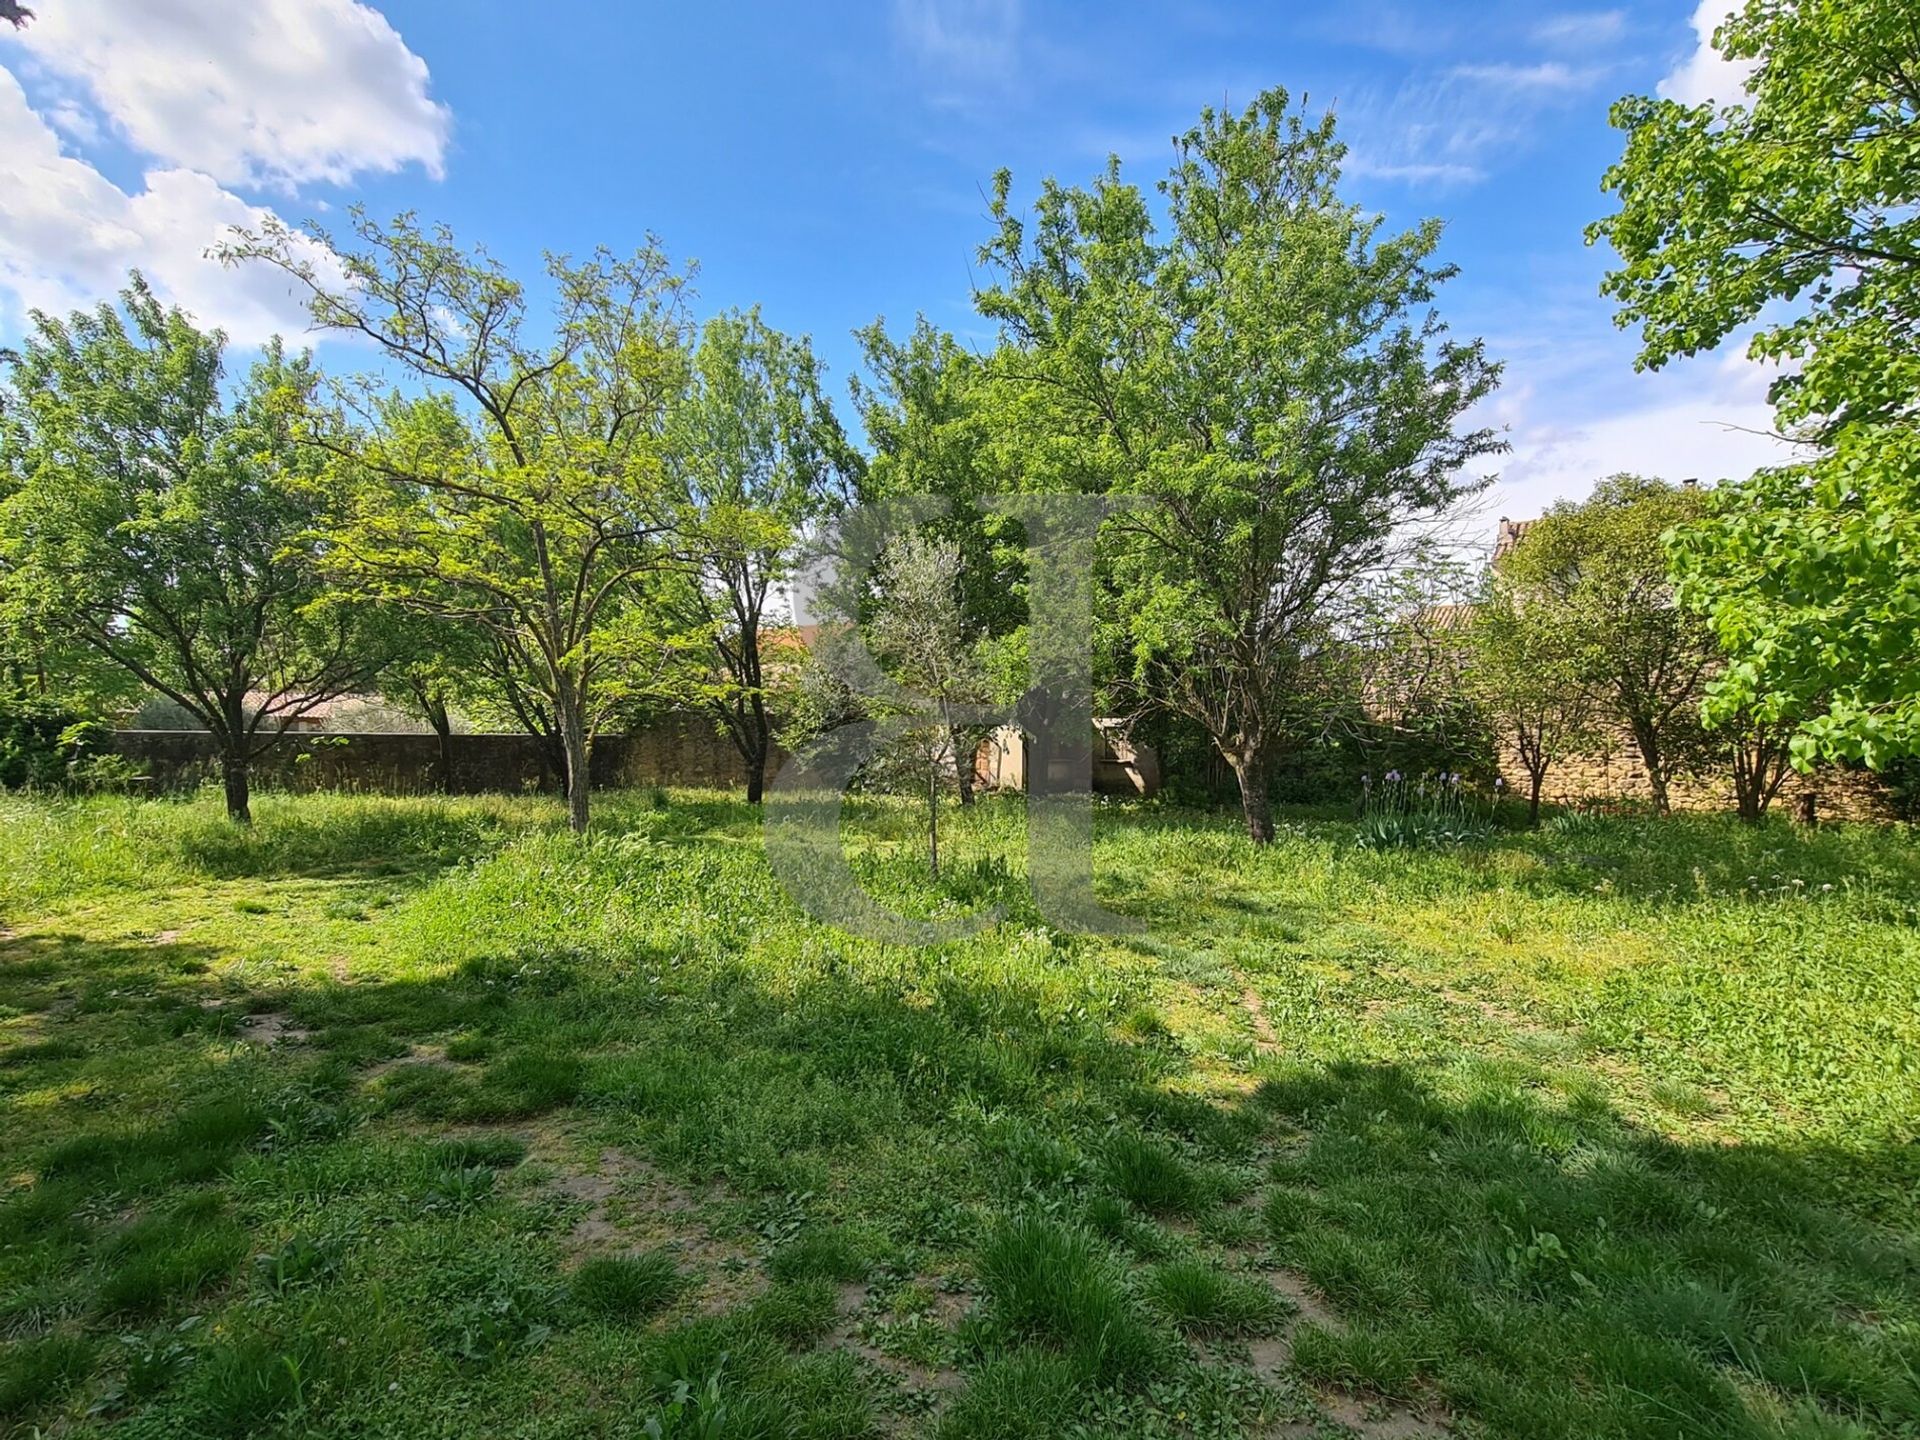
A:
1592 0 1920 768
974 86 1500 836
0 277 372 776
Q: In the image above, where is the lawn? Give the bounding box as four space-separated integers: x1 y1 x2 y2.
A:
0 790 1915 1439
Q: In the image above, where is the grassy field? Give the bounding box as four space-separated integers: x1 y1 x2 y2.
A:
0 789 1915 1440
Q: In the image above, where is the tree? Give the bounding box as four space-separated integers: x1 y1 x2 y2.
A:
1592 0 1920 770
0 279 374 822
1468 583 1595 826
1497 476 1717 816
866 534 990 878
975 88 1501 842
851 317 1025 803
370 606 487 794
226 213 691 833
666 309 857 803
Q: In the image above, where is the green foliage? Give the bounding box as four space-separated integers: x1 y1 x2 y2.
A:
976 86 1501 841
852 316 1027 689
0 277 377 821
226 213 695 832
662 307 859 801
1594 0 1920 771
1496 476 1717 813
0 693 114 790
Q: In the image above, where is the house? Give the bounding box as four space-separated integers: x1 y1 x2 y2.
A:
975 719 1162 797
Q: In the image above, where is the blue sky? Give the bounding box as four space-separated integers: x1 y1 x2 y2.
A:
0 0 1783 528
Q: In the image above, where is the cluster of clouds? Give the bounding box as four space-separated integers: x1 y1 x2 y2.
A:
0 0 448 344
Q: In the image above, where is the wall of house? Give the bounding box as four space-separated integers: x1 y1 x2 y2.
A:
113 713 766 796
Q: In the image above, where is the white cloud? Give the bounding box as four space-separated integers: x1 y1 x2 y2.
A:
892 0 1022 102
1658 0 1756 107
0 67 343 345
1346 156 1486 186
1450 61 1598 91
1532 10 1626 49
1477 352 1799 525
1339 67 1580 190
6 0 448 189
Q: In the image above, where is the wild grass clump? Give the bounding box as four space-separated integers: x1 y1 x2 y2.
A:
768 1225 871 1284
569 1251 687 1322
973 1214 1173 1384
1143 1259 1288 1336
0 1332 95 1419
1100 1129 1208 1217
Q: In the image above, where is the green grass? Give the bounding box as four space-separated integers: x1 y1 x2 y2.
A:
0 787 1915 1438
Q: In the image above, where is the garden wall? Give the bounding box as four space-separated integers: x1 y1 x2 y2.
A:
113 714 766 796
1501 732 1895 823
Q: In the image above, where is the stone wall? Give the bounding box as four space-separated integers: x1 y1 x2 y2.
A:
1499 730 1894 824
113 713 767 797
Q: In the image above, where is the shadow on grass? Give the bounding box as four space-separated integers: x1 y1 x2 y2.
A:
5 902 1917 1438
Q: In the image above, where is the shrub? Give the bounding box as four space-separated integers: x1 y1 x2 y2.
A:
0 695 117 791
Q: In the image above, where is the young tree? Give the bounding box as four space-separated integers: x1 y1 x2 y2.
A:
1468 585 1594 826
667 309 857 803
1593 0 1920 770
975 88 1501 842
1498 476 1717 816
866 534 990 879
227 214 690 833
851 317 1024 803
0 279 374 822
370 606 488 794
1720 705 1799 824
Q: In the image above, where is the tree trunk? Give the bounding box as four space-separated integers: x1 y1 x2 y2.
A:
556 689 591 834
955 729 977 807
427 703 455 796
927 764 940 879
1733 732 1790 824
1229 749 1274 845
745 754 766 805
222 751 252 826
1632 723 1671 817
1528 768 1545 828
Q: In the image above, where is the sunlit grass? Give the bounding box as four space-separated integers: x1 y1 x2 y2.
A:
0 787 1914 1437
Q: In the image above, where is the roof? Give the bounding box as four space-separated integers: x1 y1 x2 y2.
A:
1493 517 1537 562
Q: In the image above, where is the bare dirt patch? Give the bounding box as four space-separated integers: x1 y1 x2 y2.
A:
533 1144 761 1312
363 1042 454 1079
239 1010 310 1047
1243 986 1281 1053
823 1278 967 1433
